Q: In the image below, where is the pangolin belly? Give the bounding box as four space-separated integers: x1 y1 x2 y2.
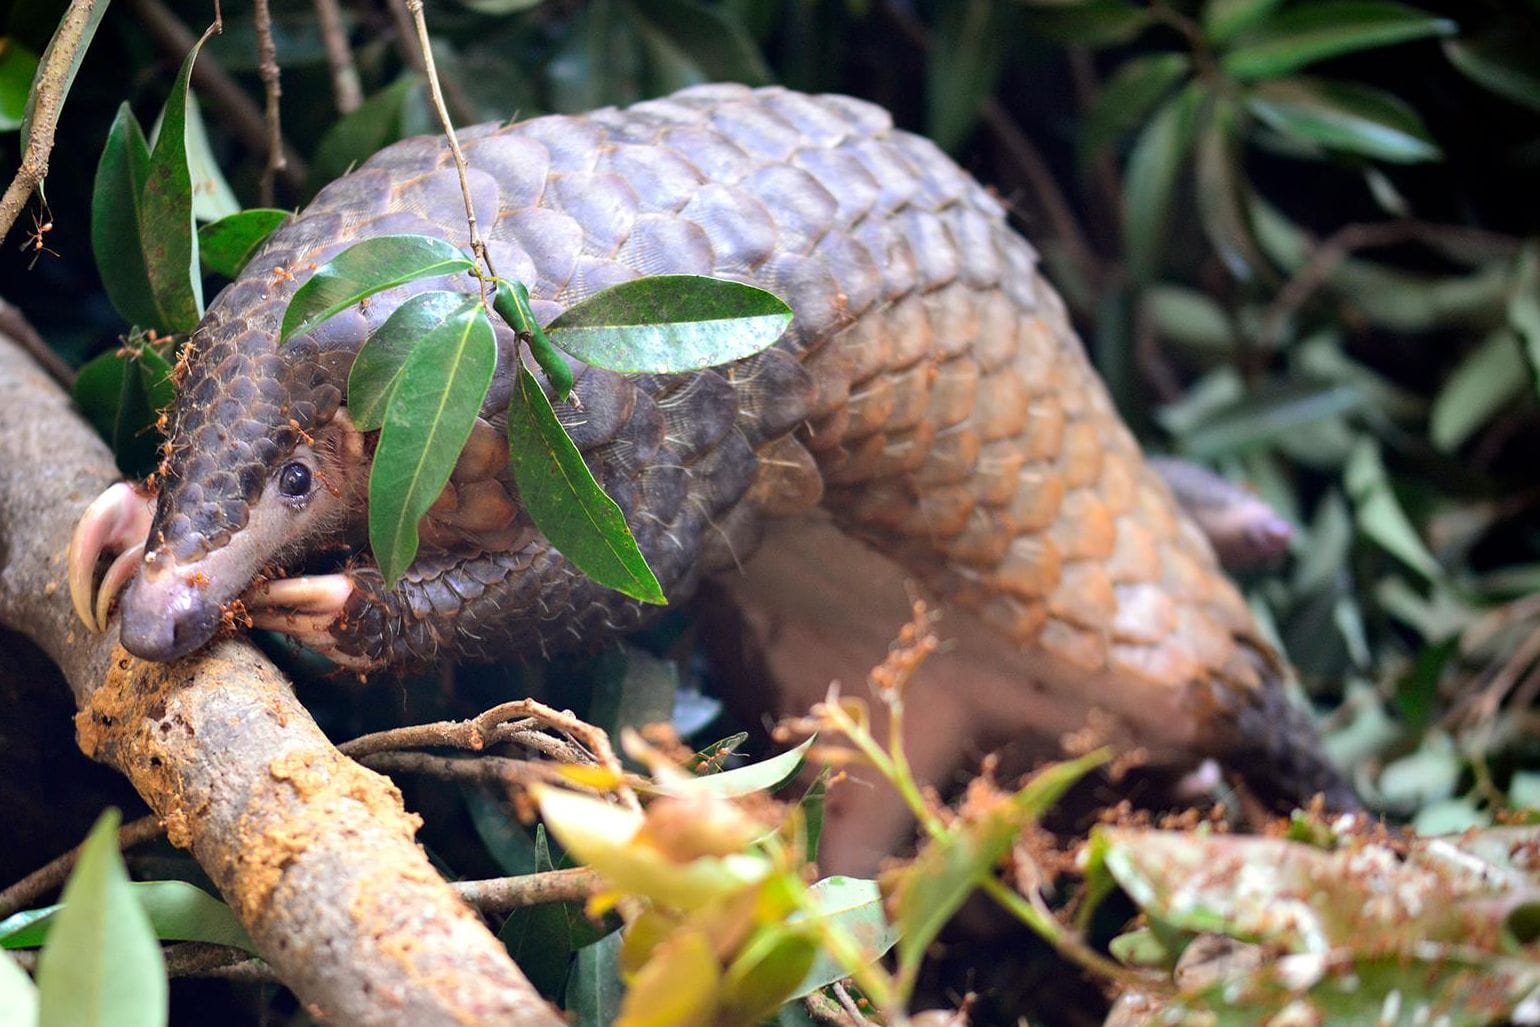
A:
137 83 1352 815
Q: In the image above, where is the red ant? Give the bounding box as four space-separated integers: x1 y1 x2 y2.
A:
20 200 59 270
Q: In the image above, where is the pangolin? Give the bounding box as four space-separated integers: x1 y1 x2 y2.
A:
70 84 1355 870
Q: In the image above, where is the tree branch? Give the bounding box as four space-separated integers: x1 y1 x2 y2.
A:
0 327 559 1025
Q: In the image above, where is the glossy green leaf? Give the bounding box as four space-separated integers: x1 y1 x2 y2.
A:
140 25 216 333
788 877 898 999
1122 83 1204 284
545 275 791 373
197 209 288 278
280 235 476 342
927 0 1010 152
2 881 254 954
1344 438 1440 578
687 732 749 774
369 297 496 585
1444 32 1540 114
662 735 814 798
494 280 574 401
313 75 420 183
1018 0 1152 47
1431 330 1527 451
1246 77 1440 163
1079 52 1190 168
34 811 166 1027
179 94 239 222
347 291 468 431
566 931 624 1027
1222 1 1456 81
91 104 159 329
1195 93 1264 280
0 38 39 131
506 365 667 604
1201 0 1283 44
799 769 829 865
0 950 36 1026
18 0 109 151
73 342 173 477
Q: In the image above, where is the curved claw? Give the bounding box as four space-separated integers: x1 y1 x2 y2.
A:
245 574 367 666
68 482 156 632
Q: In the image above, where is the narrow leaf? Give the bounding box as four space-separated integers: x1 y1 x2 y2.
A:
280 234 476 342
140 24 217 333
1018 0 1153 47
1222 1 1456 81
1444 32 1540 114
1194 94 1264 280
1246 77 1440 163
788 877 899 999
34 811 166 1027
545 275 791 374
1201 0 1284 45
369 298 496 585
90 104 159 329
566 931 624 1027
1079 52 1191 168
506 365 667 604
347 291 470 431
661 736 815 798
180 93 239 221
2 882 255 954
1344 438 1440 579
1511 244 1540 395
1430 330 1526 451
1122 83 1204 284
197 209 288 278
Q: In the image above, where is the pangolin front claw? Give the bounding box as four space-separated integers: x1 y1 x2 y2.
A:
245 574 369 666
67 482 156 632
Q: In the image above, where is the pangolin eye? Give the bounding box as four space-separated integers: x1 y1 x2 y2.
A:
277 461 313 498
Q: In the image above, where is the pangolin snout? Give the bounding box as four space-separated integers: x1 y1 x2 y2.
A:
118 569 222 662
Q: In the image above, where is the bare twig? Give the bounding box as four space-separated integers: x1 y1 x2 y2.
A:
804 990 873 1026
340 699 604 769
251 0 286 206
0 0 105 242
314 0 363 114
453 867 602 914
129 0 309 194
0 814 164 918
358 750 550 788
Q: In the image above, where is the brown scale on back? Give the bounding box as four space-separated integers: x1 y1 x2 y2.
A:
142 83 1352 817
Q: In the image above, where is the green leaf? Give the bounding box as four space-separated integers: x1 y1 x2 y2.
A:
506 365 667 604
1079 52 1191 168
565 931 623 1027
1143 285 1233 352
313 75 421 183
926 0 1010 152
545 275 792 373
280 235 476 342
197 209 288 279
494 280 574 401
2 882 255 954
1122 83 1204 284
1222 1 1456 81
629 0 774 87
1201 0 1283 45
1444 31 1540 114
662 736 814 798
1018 0 1153 47
18 0 109 152
687 732 749 774
0 38 39 131
498 829 579 1001
91 104 159 329
179 94 239 222
34 811 166 1027
720 927 817 1024
140 25 217 333
799 769 829 866
1195 93 1264 280
453 0 544 13
369 296 497 585
788 877 898 999
1511 243 1540 395
347 291 469 432
1431 330 1527 452
73 342 174 478
1174 382 1364 459
1344 438 1440 579
1246 77 1440 163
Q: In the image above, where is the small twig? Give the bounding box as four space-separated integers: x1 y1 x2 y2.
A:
403 0 496 299
833 983 872 1023
358 750 551 788
313 0 362 114
453 867 602 914
0 0 106 242
0 298 73 389
251 0 285 207
130 0 309 194
0 813 164 918
803 991 873 1027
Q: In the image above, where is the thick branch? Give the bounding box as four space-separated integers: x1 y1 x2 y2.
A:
0 330 559 1025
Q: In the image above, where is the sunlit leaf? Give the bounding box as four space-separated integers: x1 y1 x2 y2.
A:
1222 1 1456 81
1201 0 1284 45
1079 52 1191 168
1122 83 1204 283
140 25 217 333
369 296 497 585
280 235 476 342
34 811 166 1027
787 877 898 999
91 104 158 329
546 275 791 374
197 208 288 279
0 38 39 131
506 365 667 604
1431 330 1527 451
347 291 468 431
1246 77 1440 163
566 932 623 1027
1444 31 1540 114
662 736 814 798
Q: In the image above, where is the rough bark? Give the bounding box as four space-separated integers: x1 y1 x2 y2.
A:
0 330 560 1026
